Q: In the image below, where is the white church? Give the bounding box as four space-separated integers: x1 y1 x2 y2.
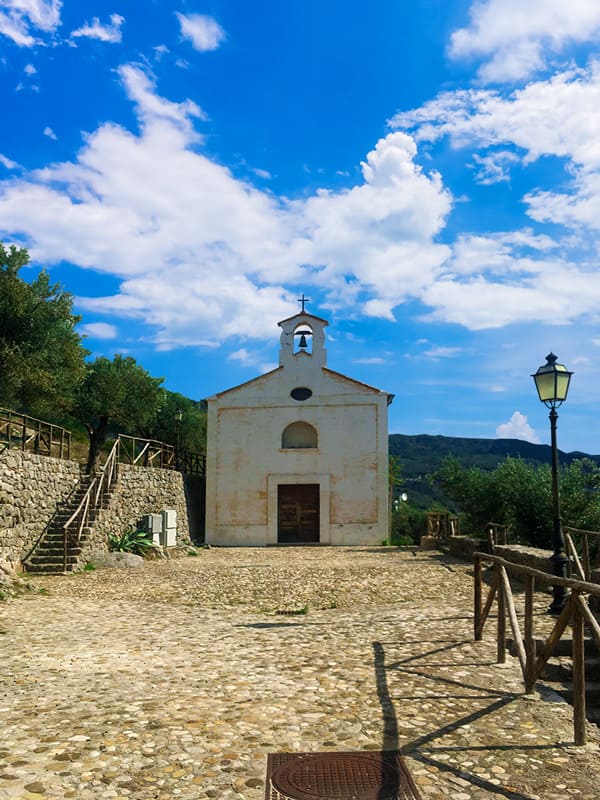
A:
204 301 393 546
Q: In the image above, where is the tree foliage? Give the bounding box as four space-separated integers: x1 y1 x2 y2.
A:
433 455 600 547
75 355 164 472
0 243 87 415
149 390 207 454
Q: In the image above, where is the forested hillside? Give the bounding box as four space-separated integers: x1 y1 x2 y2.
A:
389 433 600 509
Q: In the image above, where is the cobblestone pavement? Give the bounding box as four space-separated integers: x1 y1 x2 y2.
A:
1 546 600 800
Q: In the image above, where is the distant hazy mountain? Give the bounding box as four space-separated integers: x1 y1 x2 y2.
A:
389 433 599 510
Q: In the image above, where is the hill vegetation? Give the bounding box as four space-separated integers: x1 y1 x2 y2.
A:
389 432 600 511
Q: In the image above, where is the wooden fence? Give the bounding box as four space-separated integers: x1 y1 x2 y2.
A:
0 407 71 459
117 434 205 476
474 551 600 745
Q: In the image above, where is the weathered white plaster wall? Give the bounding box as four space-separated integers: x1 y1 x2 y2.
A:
205 312 390 546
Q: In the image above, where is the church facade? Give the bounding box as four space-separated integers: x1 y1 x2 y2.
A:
204 307 393 546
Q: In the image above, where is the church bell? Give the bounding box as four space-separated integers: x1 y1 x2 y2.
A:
296 330 311 349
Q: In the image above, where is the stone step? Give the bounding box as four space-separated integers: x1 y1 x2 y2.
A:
28 554 79 567
25 562 76 574
550 683 600 708
541 657 600 682
32 545 82 557
507 636 599 658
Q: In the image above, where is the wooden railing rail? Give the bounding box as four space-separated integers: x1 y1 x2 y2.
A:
426 511 460 540
62 439 120 572
117 434 205 476
474 551 600 745
486 521 508 548
564 527 600 582
176 449 206 476
0 407 71 459
118 434 176 469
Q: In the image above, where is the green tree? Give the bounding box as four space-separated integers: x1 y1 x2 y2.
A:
433 454 600 548
149 390 207 453
75 355 164 473
433 456 500 534
0 242 87 415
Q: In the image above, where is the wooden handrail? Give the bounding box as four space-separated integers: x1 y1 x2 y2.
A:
474 551 600 746
564 527 600 582
117 434 204 476
63 439 120 571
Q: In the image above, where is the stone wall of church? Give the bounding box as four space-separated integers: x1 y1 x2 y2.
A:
0 449 81 570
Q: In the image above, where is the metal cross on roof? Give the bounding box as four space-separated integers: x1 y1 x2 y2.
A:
297 293 310 313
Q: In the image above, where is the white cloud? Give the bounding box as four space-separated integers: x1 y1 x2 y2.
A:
422 346 462 359
0 153 18 169
5 58 600 348
118 64 206 135
299 132 452 308
24 62 35 74
252 167 272 180
228 348 276 374
0 67 456 347
71 13 124 44
496 411 540 443
450 0 600 82
43 125 56 139
391 66 600 171
153 44 169 60
176 12 225 52
0 0 61 46
470 150 519 184
353 357 385 364
388 64 600 328
79 321 117 340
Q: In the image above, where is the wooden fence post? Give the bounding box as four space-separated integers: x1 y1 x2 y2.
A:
524 574 536 693
474 555 482 641
497 566 506 664
572 590 586 746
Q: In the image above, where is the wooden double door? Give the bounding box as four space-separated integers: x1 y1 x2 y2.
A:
277 484 320 543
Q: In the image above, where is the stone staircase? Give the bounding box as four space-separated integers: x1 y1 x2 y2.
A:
508 634 600 726
24 472 110 573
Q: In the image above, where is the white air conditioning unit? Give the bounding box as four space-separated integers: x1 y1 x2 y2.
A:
141 513 163 545
161 509 177 547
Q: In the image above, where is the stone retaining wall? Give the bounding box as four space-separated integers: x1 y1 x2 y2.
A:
82 464 194 561
0 449 80 570
493 543 554 572
1 451 201 570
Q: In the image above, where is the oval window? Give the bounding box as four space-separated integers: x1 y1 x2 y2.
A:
291 387 312 401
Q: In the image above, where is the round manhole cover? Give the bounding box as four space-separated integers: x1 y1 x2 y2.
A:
270 753 400 800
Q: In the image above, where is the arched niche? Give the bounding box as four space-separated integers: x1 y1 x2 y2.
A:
282 421 318 449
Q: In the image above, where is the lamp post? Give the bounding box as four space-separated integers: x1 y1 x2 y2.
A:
175 409 183 468
532 353 573 615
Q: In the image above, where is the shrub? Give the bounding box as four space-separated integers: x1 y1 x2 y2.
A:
108 529 156 556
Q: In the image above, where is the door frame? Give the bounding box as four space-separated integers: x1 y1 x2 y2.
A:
267 473 330 545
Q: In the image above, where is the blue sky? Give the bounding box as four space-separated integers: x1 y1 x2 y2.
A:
2 1 600 453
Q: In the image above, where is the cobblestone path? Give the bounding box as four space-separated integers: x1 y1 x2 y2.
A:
1 547 600 800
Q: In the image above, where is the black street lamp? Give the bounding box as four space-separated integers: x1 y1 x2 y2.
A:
532 353 573 615
175 409 183 467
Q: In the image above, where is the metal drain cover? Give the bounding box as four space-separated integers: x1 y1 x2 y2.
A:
265 752 421 800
